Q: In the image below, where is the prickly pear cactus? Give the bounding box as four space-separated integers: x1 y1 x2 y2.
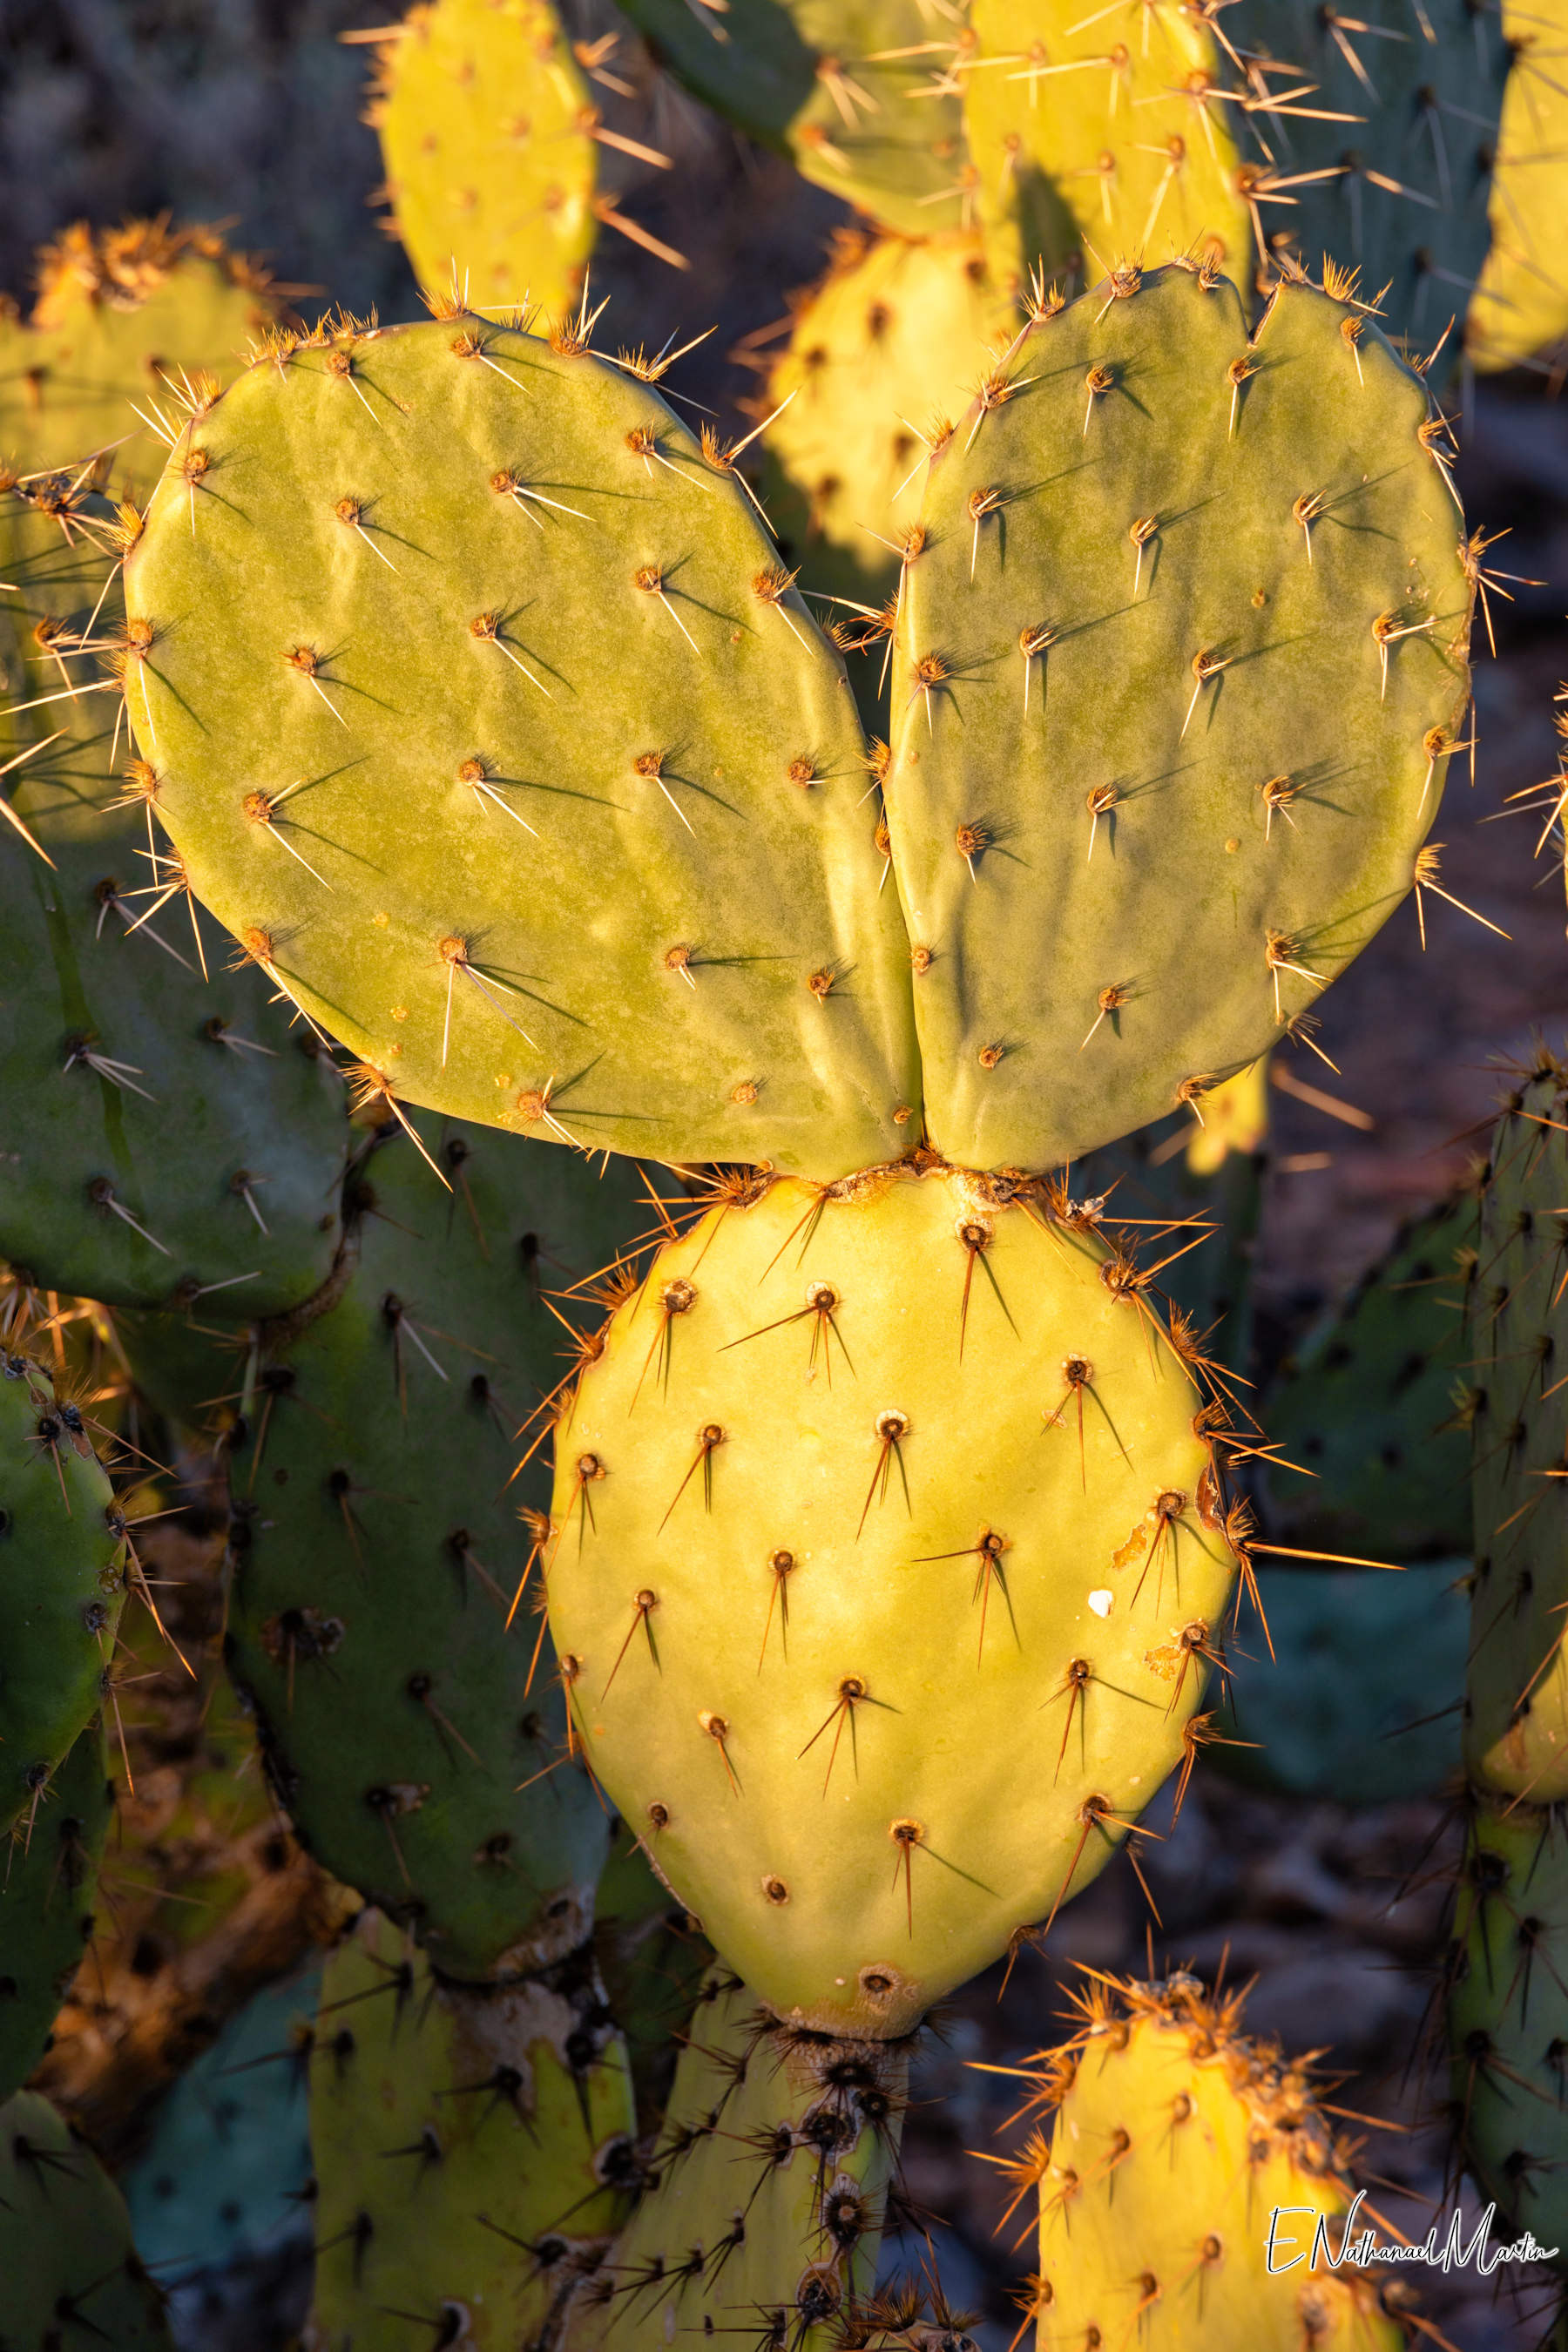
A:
120 306 921 1179
547 1166 1238 2036
756 230 1009 615
1469 0 1568 373
889 263 1472 1173
0 2089 175 2349
368 0 598 320
224 1119 652 1979
1007 1971 1405 2348
0 1720 112 2101
1264 1186 1477 1560
1217 1558 1469 1801
0 1348 125 1837
308 1908 635 2350
0 220 285 484
1465 1055 1568 1800
1447 1794 1568 2261
0 482 351 1312
614 0 973 238
965 0 1507 352
571 1969 904 2352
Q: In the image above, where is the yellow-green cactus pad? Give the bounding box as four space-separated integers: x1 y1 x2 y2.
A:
889 263 1471 1173
309 1909 635 2350
1447 1797 1568 2265
1009 1970 1406 2349
0 1349 126 1839
122 308 921 1180
368 0 599 321
1466 1055 1568 1801
615 0 973 240
547 1166 1237 2037
569 1970 903 2352
757 229 1010 616
0 2090 174 2349
1469 0 1568 373
0 220 286 490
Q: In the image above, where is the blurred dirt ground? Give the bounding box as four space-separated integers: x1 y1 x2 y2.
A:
4 9 1568 2347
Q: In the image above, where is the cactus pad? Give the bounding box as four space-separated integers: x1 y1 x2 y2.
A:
756 230 1009 616
1447 1796 1568 2262
122 308 921 1181
0 482 350 1311
225 1119 650 1978
1468 0 1568 373
0 220 284 486
309 1907 635 2349
368 0 598 321
1264 1186 1477 1560
0 1348 125 1837
613 0 973 238
0 2089 174 2349
547 1166 1237 2036
889 263 1471 1173
571 1969 904 2352
1466 1058 1568 1801
1009 1970 1405 2348
0 1720 112 2102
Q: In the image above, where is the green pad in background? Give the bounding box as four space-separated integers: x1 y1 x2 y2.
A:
0 483 350 1313
965 0 1507 359
0 2088 175 2349
568 1969 904 2352
549 1166 1237 2038
1468 0 1568 374
309 1908 635 2351
1466 1059 1568 1801
124 310 921 1180
224 1118 652 1979
367 0 598 321
1216 1559 1468 1801
889 264 1471 1174
0 1720 112 2103
1262 1186 1477 1561
614 0 973 239
0 1348 125 1837
0 220 287 489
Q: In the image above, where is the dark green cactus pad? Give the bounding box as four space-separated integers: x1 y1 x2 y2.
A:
613 0 973 239
1447 1798 1568 2262
0 1721 112 2104
368 0 598 322
225 1118 651 1979
123 309 922 1181
0 220 286 489
1467 1057 1568 1801
0 1350 125 1839
1216 1558 1468 1801
0 2089 175 2349
548 1166 1237 2037
0 483 350 1312
1263 1186 1477 1561
889 264 1471 1174
309 1908 635 2351
568 1970 903 2352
